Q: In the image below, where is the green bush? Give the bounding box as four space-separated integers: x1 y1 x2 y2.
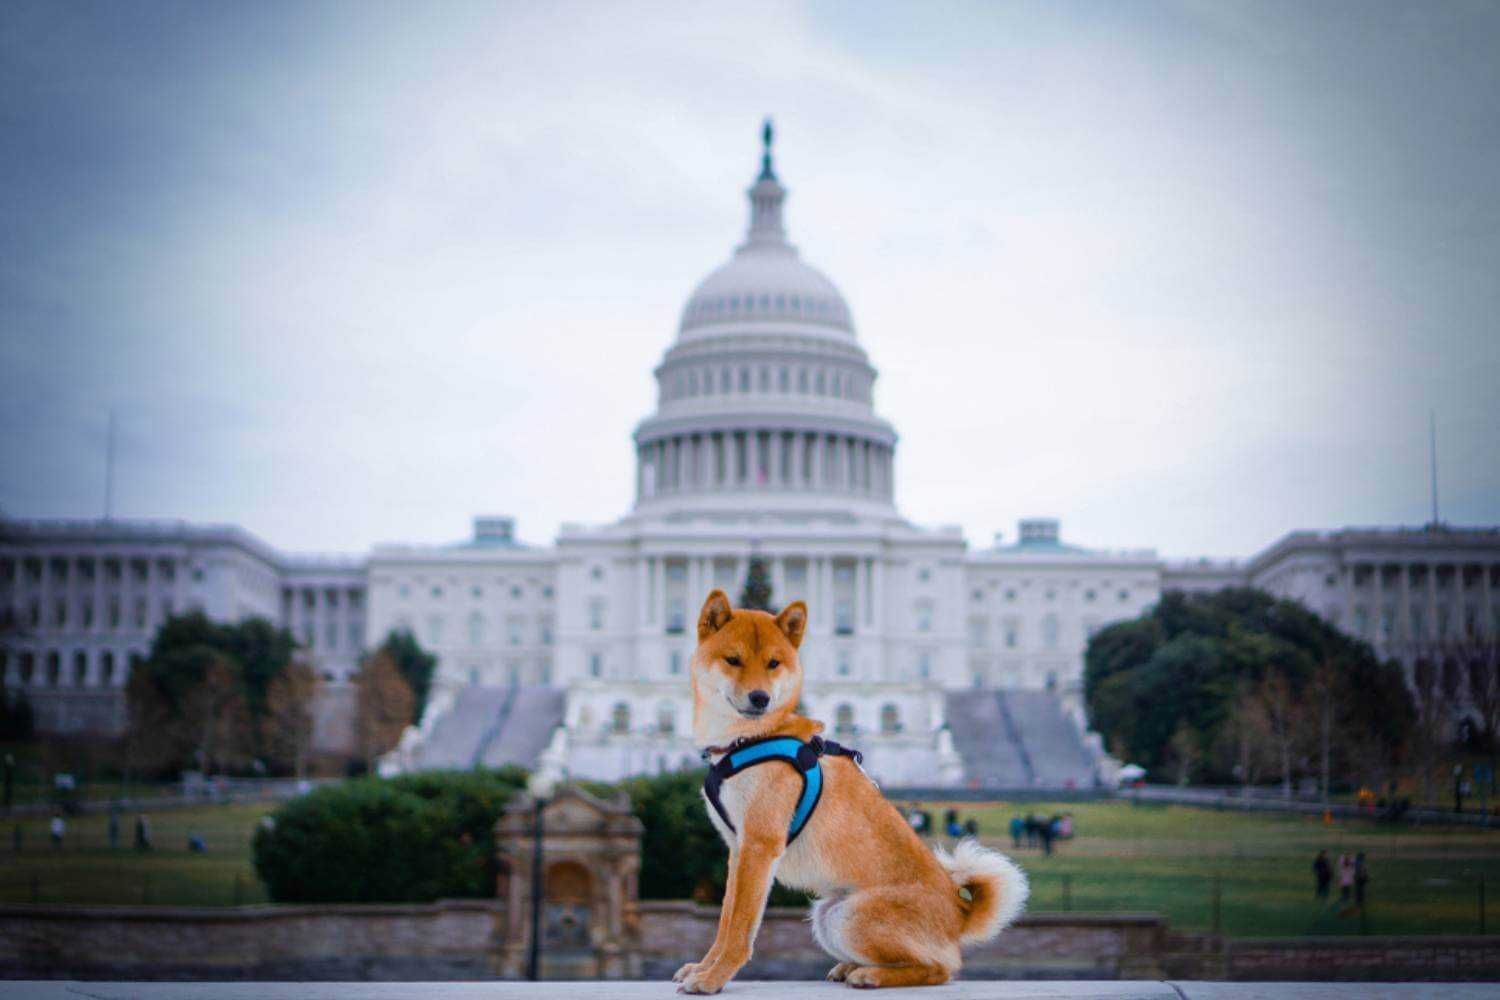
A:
253 767 526 902
612 768 810 907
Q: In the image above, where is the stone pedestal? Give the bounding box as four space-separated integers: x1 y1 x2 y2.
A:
494 784 644 980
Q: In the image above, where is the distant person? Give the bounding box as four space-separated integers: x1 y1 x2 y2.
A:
1354 852 1369 908
1024 813 1039 848
1337 853 1355 904
1009 815 1024 849
188 833 207 854
1058 813 1074 840
49 813 65 850
1313 850 1332 900
134 814 152 852
963 817 979 838
944 809 962 838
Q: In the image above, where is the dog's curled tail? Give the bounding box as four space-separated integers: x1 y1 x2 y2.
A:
934 837 1029 945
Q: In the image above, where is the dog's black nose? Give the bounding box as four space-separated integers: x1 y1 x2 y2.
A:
748 690 770 710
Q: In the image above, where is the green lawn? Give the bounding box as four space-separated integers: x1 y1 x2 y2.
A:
0 802 272 907
2 795 1498 939
928 799 1500 938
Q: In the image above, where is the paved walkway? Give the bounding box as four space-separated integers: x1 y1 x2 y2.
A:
4 983 1496 999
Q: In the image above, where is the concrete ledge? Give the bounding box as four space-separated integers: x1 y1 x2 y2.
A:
4 983 1500 999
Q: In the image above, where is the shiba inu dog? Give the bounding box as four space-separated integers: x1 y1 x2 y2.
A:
674 589 1028 993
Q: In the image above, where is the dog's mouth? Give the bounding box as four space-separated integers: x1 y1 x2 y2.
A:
725 693 767 718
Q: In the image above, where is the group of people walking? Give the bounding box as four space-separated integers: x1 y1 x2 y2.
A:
1008 812 1073 855
1313 849 1369 911
903 803 980 840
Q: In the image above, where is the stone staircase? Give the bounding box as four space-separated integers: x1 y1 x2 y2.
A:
479 687 566 770
944 688 1098 790
414 684 566 772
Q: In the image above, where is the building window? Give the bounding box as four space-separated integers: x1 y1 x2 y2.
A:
399 583 411 599
835 703 855 734
508 616 525 646
588 598 606 631
918 567 931 583
880 704 901 734
349 621 362 648
1043 614 1060 649
589 652 603 678
917 652 932 678
1084 589 1096 602
835 601 855 636
511 585 523 599
1004 589 1017 602
665 598 685 635
540 618 554 645
612 702 631 734
837 649 852 676
471 585 482 599
914 601 933 633
428 615 445 645
100 651 114 686
73 650 88 686
326 622 339 648
657 701 676 735
968 617 988 648
468 613 486 646
542 586 554 599
134 598 147 629
1004 620 1020 648
590 566 604 581
668 650 683 675
1118 589 1129 602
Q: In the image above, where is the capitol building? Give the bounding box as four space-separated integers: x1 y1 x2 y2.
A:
3 130 1498 787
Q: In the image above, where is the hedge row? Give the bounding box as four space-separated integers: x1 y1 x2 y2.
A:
252 765 807 905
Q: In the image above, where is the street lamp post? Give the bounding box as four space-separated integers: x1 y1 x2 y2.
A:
526 771 558 982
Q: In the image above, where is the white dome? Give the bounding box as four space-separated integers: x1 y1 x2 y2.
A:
680 246 853 334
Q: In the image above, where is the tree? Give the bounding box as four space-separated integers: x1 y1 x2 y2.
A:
1452 635 1500 771
355 650 415 773
263 661 321 779
1167 720 1201 786
1250 670 1300 799
183 655 252 775
1083 587 1413 785
374 630 437 721
739 557 773 612
1409 649 1464 807
126 612 300 773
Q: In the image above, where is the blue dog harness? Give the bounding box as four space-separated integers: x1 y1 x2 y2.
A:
701 734 863 845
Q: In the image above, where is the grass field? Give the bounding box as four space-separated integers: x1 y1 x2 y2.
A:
939 799 1500 938
2 795 1498 938
0 802 273 907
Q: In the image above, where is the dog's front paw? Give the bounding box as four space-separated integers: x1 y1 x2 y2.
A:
845 966 881 989
827 962 858 981
672 962 699 983
677 964 732 995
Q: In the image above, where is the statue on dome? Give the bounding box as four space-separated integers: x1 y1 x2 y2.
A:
759 117 776 181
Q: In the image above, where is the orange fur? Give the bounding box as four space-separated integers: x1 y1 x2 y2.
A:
673 590 1028 994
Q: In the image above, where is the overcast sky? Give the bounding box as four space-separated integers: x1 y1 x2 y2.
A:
3 1 1497 560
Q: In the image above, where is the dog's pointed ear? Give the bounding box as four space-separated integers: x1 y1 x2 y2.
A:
775 601 808 648
698 590 733 640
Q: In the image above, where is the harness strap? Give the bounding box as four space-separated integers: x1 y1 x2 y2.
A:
701 734 863 845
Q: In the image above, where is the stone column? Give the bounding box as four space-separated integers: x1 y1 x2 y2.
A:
637 558 650 628
1427 563 1440 641
769 430 782 489
1372 563 1384 651
1483 562 1494 638
1399 564 1412 645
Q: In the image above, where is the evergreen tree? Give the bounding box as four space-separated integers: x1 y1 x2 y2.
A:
739 557 774 612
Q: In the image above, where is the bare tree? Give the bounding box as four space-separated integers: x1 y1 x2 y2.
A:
1252 670 1300 799
1455 635 1500 771
354 650 414 773
1215 681 1267 792
1167 719 1200 786
1409 650 1464 808
263 660 321 780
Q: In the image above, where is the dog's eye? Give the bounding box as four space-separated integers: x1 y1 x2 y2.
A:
767 659 780 670
724 656 742 667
